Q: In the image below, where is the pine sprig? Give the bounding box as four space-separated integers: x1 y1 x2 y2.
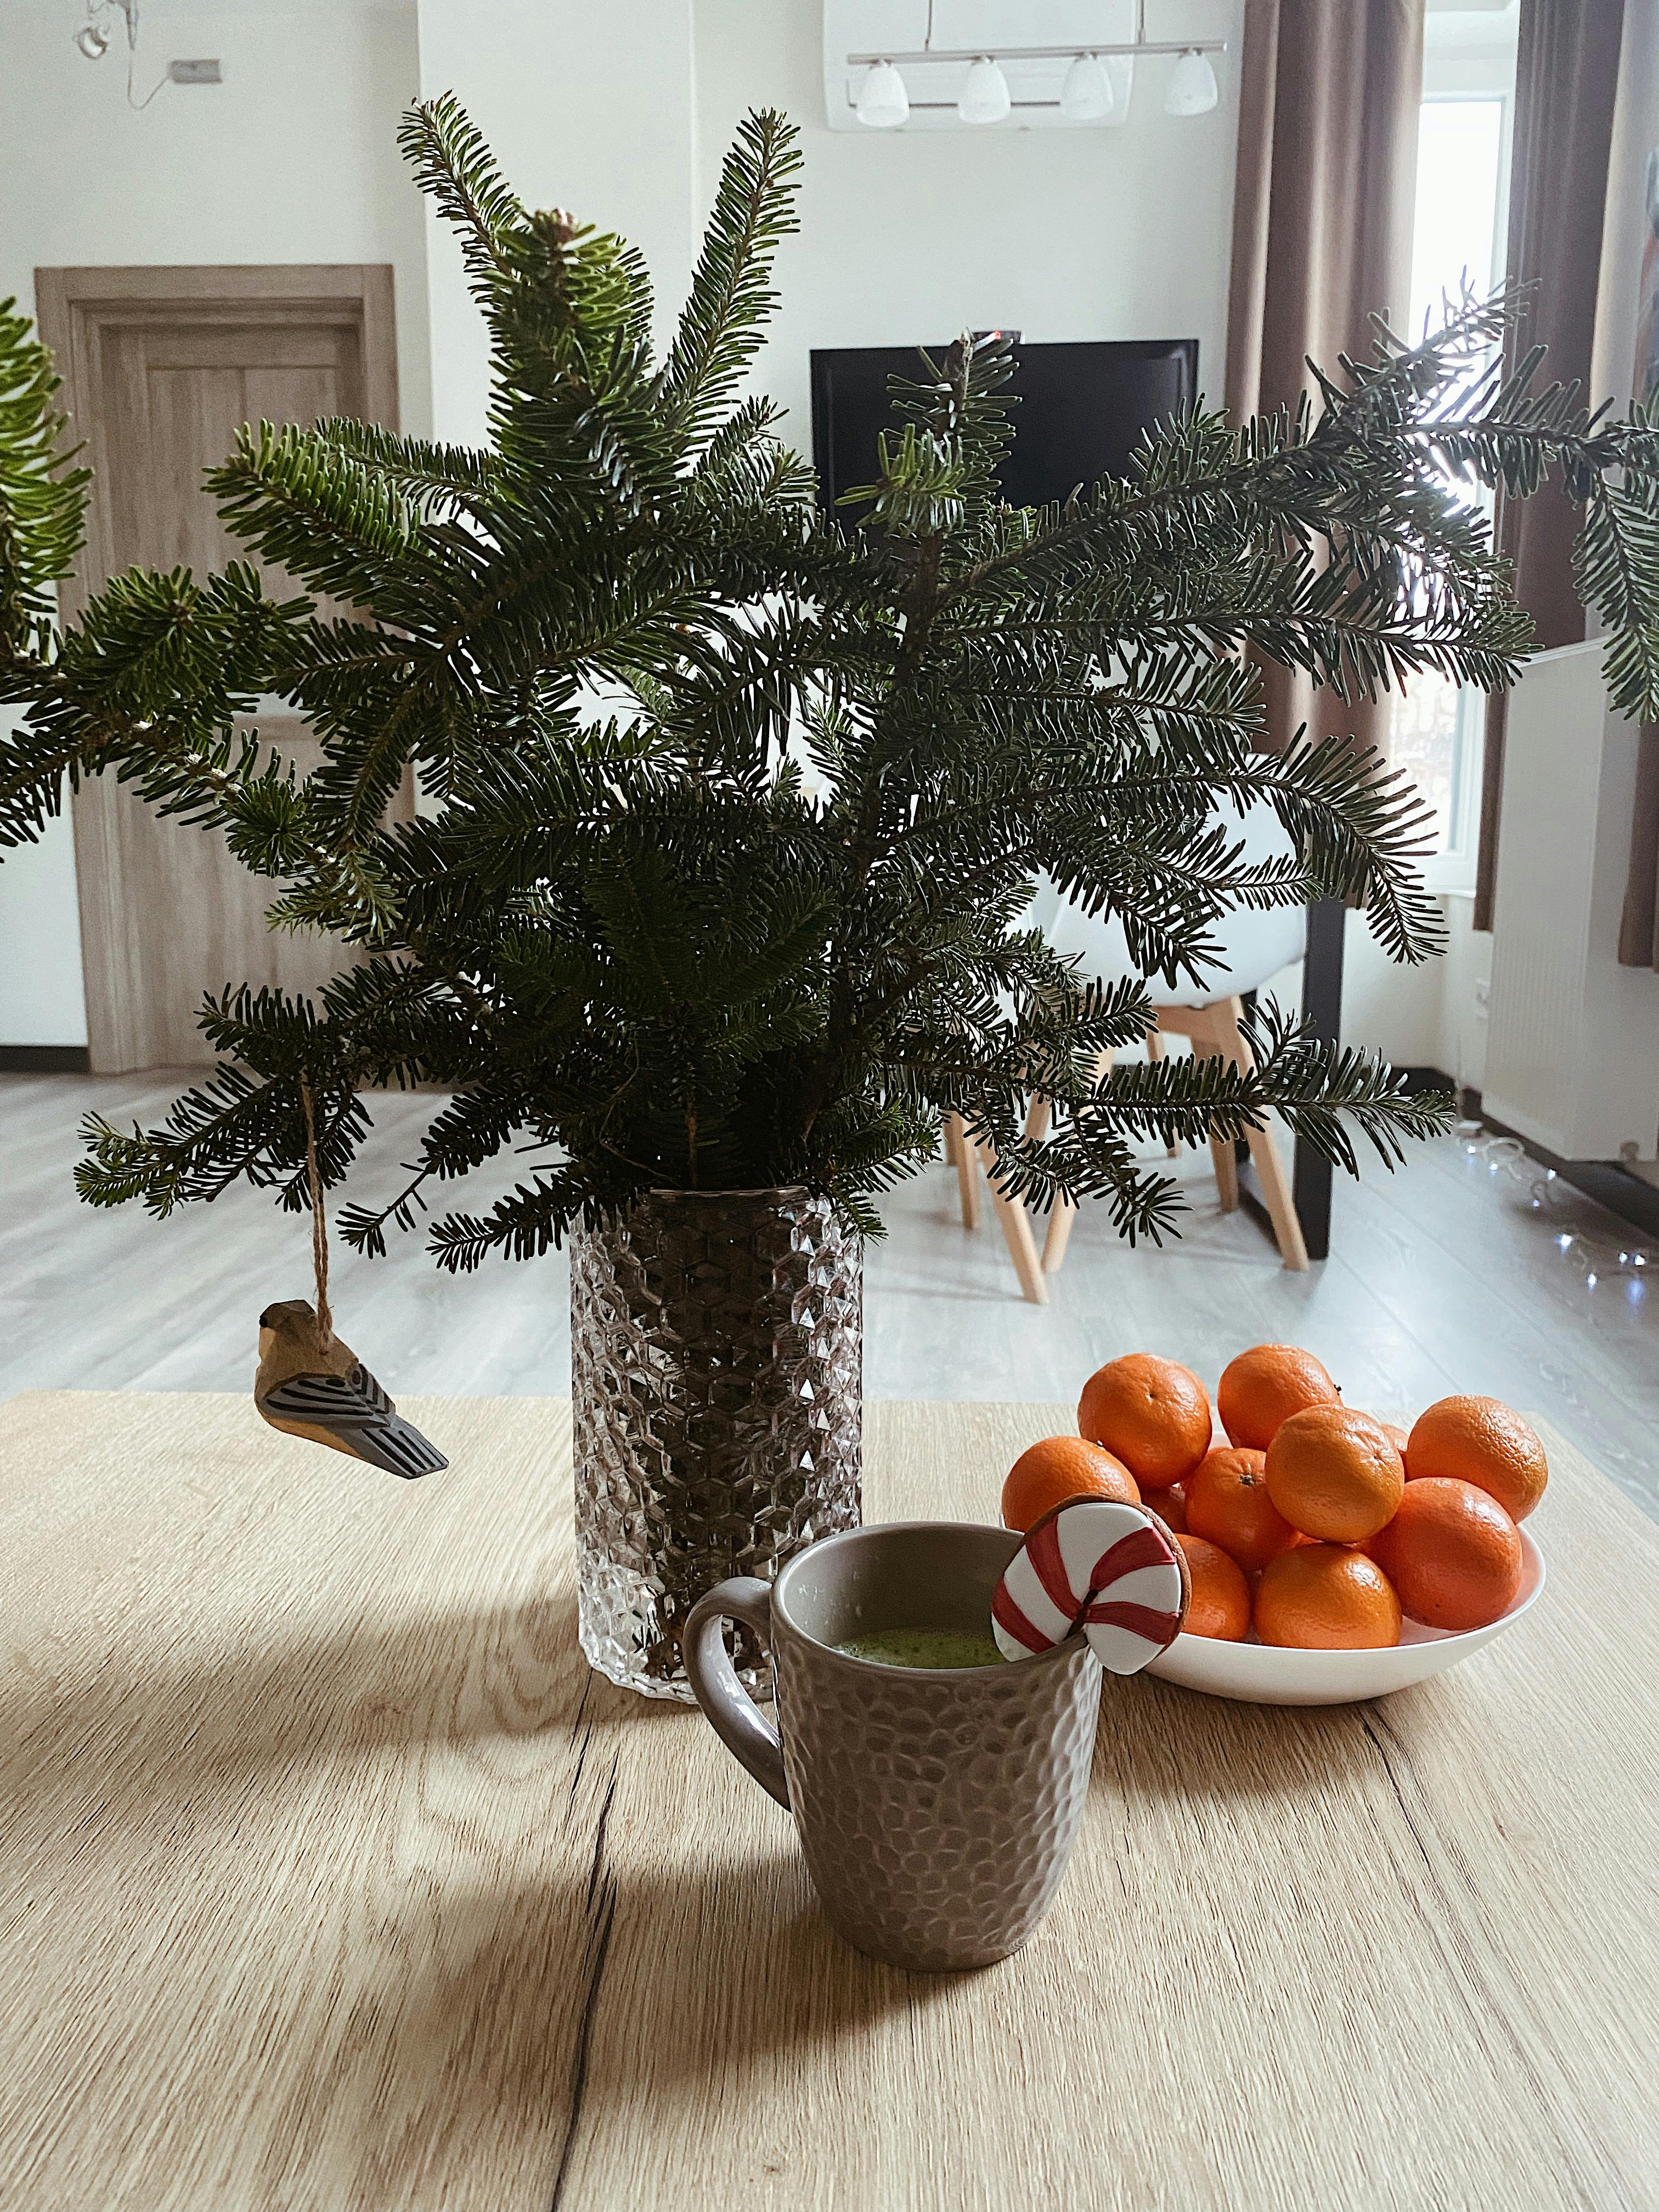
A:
0 297 87 653
397 94 525 298
2 116 1655 1266
652 109 803 447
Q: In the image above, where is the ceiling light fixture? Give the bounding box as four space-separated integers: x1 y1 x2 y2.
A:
74 22 110 58
957 55 1012 126
855 58 911 129
1059 52 1115 123
1164 48 1220 116
847 2 1224 129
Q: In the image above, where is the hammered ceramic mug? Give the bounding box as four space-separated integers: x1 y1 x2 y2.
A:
681 1521 1103 1972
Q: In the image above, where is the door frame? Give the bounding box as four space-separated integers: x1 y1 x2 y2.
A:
33 264 398 1070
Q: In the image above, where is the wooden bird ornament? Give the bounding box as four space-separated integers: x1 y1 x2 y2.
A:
256 1300 448 1479
253 1077 447 1480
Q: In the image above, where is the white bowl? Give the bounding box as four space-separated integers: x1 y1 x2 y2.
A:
1144 1529 1546 1706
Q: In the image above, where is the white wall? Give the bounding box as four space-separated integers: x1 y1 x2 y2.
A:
0 0 427 1047
1340 896 1489 1091
415 0 698 448
693 0 1242 454
411 0 1242 456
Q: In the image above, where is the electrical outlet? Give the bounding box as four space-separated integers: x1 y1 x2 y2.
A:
168 58 222 84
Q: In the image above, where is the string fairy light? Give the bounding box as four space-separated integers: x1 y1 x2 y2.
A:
1457 1122 1658 1297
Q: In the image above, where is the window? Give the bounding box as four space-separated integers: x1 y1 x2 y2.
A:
1393 93 1510 891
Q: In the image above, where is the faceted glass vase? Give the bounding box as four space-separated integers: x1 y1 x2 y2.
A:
571 1187 864 1700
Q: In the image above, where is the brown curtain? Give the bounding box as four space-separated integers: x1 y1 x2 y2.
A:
1472 0 1626 930
1226 0 1425 760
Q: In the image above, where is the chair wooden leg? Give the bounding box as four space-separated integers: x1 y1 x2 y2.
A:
1041 1046 1113 1275
943 1115 963 1168
1042 1194 1078 1276
975 1140 1048 1305
1243 1118 1311 1270
1024 1093 1052 1143
945 1113 980 1229
1210 1132 1240 1212
1209 997 1310 1272
1147 1025 1179 1158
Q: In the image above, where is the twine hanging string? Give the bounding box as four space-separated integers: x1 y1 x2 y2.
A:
300 1076 335 1354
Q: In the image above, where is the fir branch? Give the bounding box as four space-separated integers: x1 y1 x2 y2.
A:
0 298 87 652
398 93 525 297
0 118 1647 1261
652 109 803 448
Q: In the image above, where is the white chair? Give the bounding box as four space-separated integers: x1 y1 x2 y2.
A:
952 799 1311 1298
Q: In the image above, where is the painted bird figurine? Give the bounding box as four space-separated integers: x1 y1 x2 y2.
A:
255 1300 448 1479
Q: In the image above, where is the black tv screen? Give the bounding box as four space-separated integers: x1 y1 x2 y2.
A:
810 337 1198 515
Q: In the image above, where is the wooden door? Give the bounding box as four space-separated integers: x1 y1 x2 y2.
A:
35 267 404 1073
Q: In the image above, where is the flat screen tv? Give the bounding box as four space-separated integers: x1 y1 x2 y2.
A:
810 336 1198 515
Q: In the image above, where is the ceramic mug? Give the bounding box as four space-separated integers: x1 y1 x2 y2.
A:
681 1521 1102 1972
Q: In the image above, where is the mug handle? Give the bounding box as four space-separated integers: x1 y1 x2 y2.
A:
681 1577 791 1809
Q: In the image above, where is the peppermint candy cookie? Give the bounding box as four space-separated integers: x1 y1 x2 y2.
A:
992 1494 1189 1674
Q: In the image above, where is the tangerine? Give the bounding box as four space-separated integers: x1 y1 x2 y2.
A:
1254 1545 1403 1650
1216 1344 1340 1451
1173 1533 1250 1641
1405 1397 1548 1522
1001 1435 1139 1532
1370 1476 1523 1630
1265 1404 1404 1544
1149 1481 1188 1536
1077 1354 1211 1489
1185 1447 1301 1574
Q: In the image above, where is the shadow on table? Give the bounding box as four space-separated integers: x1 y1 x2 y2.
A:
0 1587 687 1826
386 1838 941 2131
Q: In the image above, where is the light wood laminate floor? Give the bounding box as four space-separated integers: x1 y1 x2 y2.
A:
4 1071 1656 1520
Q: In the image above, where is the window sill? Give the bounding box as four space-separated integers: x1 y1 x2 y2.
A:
1422 857 1477 899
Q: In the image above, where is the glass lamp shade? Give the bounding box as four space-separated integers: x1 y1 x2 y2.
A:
1060 53 1115 123
958 56 1012 126
855 59 910 129
1165 49 1220 117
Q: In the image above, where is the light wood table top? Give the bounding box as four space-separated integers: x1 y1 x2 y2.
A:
1 1391 1655 2211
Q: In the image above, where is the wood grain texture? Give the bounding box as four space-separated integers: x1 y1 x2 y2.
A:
1 1393 1655 2210
32 265 400 1074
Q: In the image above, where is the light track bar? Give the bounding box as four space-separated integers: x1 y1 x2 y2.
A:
847 41 1227 64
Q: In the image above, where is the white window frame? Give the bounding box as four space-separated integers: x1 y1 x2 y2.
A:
1413 38 1517 896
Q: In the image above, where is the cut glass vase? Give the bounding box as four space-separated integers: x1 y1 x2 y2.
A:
571 1187 864 1699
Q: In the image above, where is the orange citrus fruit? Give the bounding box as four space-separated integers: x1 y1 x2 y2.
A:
1404 1397 1548 1522
1254 1545 1403 1650
1264 1404 1404 1543
1185 1446 1301 1575
1370 1476 1523 1630
1173 1533 1250 1641
1149 1480 1188 1536
1377 1421 1411 1459
1000 1435 1139 1532
1216 1344 1340 1451
1077 1354 1211 1489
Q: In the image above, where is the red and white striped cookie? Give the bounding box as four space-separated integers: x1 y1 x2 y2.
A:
992 1494 1189 1675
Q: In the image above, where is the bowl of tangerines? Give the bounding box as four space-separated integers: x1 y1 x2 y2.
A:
1000 1345 1546 1706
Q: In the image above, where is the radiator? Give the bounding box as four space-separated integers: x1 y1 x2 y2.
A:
1483 639 1659 1163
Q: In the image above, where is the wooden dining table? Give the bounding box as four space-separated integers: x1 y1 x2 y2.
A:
1 1390 1655 2211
